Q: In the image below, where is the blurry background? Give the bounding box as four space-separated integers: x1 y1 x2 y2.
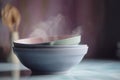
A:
0 0 120 62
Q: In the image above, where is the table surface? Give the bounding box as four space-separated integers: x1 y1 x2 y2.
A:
0 59 120 80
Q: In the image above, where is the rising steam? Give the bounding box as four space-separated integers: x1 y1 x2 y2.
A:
29 14 66 40
29 14 82 41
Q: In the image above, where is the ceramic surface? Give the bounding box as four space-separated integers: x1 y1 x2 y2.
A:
14 35 81 48
13 45 88 73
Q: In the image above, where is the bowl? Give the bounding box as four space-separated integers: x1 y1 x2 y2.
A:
13 35 81 48
51 35 81 45
13 45 88 73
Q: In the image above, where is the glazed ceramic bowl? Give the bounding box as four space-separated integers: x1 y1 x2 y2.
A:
13 35 81 48
13 45 88 73
51 35 81 45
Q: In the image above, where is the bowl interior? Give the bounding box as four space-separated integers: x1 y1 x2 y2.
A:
14 35 81 47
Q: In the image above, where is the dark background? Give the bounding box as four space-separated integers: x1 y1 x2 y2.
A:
94 0 120 59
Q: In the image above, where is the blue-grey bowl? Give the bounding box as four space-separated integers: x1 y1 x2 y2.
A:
13 45 88 73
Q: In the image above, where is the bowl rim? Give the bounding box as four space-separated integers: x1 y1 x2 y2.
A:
13 45 88 55
13 44 88 49
13 44 88 48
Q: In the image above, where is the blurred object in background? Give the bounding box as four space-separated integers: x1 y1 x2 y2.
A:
117 42 120 59
1 3 21 63
0 0 120 62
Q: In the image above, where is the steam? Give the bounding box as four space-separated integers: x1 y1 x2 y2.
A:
29 14 66 40
72 26 82 36
29 14 82 41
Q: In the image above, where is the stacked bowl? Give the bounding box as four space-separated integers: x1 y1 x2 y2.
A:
13 35 88 74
